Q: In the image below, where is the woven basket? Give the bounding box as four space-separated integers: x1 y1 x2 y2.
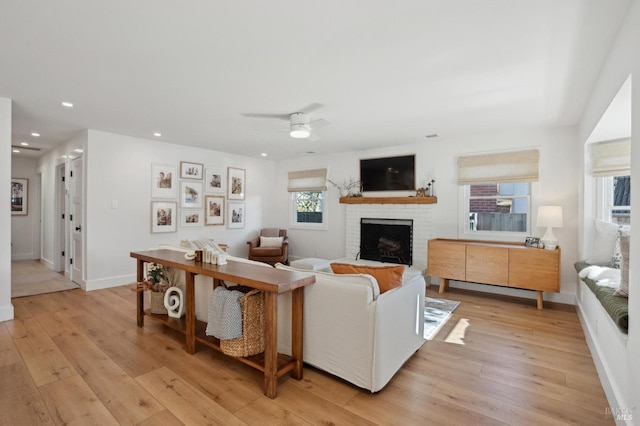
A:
220 289 265 357
150 290 168 315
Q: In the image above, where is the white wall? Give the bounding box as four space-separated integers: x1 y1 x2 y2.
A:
80 130 275 290
578 1 640 421
11 157 39 261
274 126 579 304
0 97 14 322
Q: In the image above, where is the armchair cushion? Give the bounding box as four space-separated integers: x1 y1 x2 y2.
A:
330 263 404 293
260 236 284 248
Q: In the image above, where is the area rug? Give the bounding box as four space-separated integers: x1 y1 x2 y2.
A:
11 260 80 298
424 297 460 340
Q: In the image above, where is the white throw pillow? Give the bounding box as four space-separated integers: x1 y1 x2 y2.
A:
260 236 283 248
614 227 630 297
586 220 619 266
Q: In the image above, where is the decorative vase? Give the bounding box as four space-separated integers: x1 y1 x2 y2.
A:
340 189 349 197
164 286 185 318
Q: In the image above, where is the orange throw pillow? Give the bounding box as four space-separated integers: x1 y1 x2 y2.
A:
330 263 404 293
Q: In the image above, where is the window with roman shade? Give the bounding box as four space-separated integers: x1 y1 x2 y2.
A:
590 138 630 177
458 149 539 235
288 168 328 229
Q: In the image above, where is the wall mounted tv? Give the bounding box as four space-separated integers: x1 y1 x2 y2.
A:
360 154 415 192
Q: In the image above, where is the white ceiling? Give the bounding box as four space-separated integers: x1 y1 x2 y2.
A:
1 1 630 160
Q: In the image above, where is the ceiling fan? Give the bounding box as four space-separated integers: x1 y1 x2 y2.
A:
243 103 330 141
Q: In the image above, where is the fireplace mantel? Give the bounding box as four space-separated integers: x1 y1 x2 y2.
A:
339 196 437 205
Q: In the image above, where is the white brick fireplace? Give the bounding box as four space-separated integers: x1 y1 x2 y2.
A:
344 201 434 272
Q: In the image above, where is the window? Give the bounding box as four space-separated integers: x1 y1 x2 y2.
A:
290 191 327 229
465 182 530 234
597 175 631 225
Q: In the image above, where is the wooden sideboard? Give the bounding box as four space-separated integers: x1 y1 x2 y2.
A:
427 238 560 309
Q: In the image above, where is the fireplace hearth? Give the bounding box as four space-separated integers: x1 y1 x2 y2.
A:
360 218 413 265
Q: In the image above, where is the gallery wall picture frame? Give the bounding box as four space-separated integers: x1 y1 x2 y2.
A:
228 201 245 229
180 209 204 227
151 163 178 199
151 201 177 233
11 178 28 216
227 167 245 200
205 168 225 194
180 161 204 180
205 195 225 226
180 181 203 208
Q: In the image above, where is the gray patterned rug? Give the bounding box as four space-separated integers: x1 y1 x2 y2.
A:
424 297 460 340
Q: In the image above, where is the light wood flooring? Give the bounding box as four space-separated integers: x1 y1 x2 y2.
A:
1 284 614 425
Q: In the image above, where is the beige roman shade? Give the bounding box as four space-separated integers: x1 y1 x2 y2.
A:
591 138 631 177
287 168 328 192
457 149 539 184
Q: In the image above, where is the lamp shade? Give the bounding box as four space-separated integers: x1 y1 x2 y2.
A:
537 206 563 228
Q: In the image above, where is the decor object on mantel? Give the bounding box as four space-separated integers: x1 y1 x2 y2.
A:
416 179 436 197
328 177 362 197
537 206 563 250
339 196 436 204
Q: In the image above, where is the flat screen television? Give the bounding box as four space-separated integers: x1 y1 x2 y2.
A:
360 154 415 192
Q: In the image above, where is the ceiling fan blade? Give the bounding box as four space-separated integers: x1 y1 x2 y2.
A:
310 118 330 129
299 103 324 114
307 133 320 142
242 112 290 120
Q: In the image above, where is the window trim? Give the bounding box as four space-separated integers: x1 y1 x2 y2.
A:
595 175 631 224
289 191 328 231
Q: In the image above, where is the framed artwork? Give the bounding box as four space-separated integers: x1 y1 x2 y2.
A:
180 209 203 227
205 168 225 194
205 195 225 225
11 178 28 216
180 181 203 208
180 161 204 180
151 163 177 199
227 167 245 200
151 201 177 233
228 202 245 229
525 236 541 248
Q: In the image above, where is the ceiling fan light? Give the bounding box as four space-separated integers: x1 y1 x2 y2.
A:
290 123 311 138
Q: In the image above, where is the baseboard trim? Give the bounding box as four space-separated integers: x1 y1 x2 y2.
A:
84 274 137 291
11 253 35 261
0 303 15 322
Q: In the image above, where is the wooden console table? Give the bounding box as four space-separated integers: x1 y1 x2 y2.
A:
130 249 316 398
427 239 560 309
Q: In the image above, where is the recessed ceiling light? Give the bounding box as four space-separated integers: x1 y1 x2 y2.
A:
31 132 40 137
62 101 74 108
153 132 162 137
261 153 267 157
61 155 68 159
12 149 20 153
74 148 84 153
20 142 28 146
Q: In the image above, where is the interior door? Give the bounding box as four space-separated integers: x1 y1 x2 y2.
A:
70 156 85 287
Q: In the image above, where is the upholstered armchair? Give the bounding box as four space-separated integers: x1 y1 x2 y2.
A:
247 228 289 265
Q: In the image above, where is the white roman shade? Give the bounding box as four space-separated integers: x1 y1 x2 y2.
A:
287 168 328 192
591 138 631 177
457 149 539 184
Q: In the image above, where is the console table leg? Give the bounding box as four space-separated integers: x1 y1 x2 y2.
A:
291 287 304 380
536 291 543 310
264 291 278 398
136 259 144 327
185 272 196 354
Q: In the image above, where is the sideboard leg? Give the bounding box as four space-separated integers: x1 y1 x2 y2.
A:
536 291 544 310
439 278 449 294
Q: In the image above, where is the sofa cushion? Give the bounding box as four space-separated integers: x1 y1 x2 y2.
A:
330 263 404 293
276 263 380 299
260 236 284 248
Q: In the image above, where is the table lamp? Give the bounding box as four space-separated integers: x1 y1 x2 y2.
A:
537 206 563 250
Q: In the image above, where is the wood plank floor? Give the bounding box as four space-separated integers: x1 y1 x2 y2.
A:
1 284 614 425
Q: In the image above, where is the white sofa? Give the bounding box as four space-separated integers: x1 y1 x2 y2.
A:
275 261 426 392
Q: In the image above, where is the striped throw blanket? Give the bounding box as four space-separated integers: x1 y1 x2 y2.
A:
206 286 243 340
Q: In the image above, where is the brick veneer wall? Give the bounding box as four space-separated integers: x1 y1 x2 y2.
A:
344 203 434 272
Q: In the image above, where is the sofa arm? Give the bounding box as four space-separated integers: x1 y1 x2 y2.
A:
247 237 260 249
372 274 426 391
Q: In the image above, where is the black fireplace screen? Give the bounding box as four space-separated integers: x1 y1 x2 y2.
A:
359 218 413 265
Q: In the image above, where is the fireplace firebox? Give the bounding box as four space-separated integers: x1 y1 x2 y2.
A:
359 218 413 265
